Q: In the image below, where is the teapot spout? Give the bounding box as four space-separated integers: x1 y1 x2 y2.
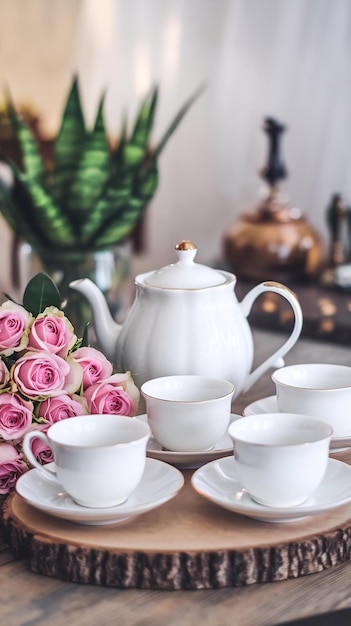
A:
69 278 121 364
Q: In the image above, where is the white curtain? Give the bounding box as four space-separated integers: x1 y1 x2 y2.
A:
1 0 351 281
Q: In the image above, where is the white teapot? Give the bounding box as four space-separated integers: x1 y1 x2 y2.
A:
69 241 303 395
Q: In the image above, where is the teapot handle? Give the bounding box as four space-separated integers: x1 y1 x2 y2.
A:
239 281 303 393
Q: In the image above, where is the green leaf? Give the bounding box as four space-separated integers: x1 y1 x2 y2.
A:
0 193 38 246
117 87 158 170
0 169 51 248
0 177 24 234
14 168 76 247
79 188 131 243
5 92 45 181
130 85 158 149
53 77 87 206
91 199 145 247
68 94 110 221
81 323 90 347
77 136 137 243
0 79 202 253
1 354 17 371
135 159 159 200
89 162 158 247
23 272 62 316
79 93 161 245
114 115 128 163
122 144 145 167
153 84 206 159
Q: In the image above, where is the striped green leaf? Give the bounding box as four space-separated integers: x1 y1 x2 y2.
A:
0 171 50 248
130 85 158 149
53 77 87 206
0 78 203 254
117 87 158 170
87 92 160 246
68 94 110 222
6 97 45 182
0 184 32 241
121 144 145 167
87 162 159 248
79 167 134 243
114 115 128 163
15 169 76 247
91 198 145 248
135 159 158 200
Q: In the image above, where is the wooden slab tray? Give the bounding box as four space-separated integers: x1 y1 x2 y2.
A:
2 452 351 590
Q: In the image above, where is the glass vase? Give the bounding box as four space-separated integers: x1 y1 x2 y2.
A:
17 242 133 340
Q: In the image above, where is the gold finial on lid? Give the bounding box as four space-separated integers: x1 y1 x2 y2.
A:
175 240 197 251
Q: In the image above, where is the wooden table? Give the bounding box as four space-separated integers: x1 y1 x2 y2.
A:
2 329 351 626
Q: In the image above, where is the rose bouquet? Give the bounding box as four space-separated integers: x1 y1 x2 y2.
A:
0 273 139 495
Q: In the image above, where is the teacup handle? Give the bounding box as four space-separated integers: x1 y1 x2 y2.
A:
239 281 303 393
22 431 59 483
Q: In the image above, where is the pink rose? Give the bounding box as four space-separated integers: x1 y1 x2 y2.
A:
72 346 113 389
28 424 54 466
37 393 88 423
28 306 77 358
84 372 139 416
0 443 27 494
0 393 33 441
0 301 32 356
12 351 83 399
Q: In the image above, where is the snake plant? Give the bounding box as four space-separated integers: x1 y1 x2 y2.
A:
0 78 203 257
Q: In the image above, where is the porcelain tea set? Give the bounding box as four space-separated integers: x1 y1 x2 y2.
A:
17 241 351 525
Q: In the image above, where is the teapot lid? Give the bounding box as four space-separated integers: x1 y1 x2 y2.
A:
144 241 227 289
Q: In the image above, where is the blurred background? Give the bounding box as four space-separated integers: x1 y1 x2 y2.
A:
0 0 351 293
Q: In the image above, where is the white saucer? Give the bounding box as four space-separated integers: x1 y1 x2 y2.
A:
16 458 184 526
243 395 278 416
191 456 351 523
243 395 351 452
138 414 239 469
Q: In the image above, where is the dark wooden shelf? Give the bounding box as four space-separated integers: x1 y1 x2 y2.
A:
236 280 351 344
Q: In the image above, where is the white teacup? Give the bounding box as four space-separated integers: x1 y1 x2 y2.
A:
23 414 151 508
141 375 234 452
272 363 351 437
228 413 332 508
